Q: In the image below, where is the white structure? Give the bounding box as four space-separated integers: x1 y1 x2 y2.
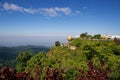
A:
105 35 120 39
74 35 80 38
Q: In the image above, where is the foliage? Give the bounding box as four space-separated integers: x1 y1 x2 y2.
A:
70 38 81 47
80 32 88 39
0 45 50 68
27 39 120 79
112 46 120 55
55 41 61 46
70 39 120 79
114 37 120 45
75 60 110 80
92 34 102 39
25 46 87 79
16 51 33 72
0 61 111 80
0 66 34 80
45 68 64 80
79 32 103 40
1 37 120 79
83 44 97 60
25 52 48 79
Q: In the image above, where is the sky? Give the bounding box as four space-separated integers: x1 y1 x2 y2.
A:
0 0 120 46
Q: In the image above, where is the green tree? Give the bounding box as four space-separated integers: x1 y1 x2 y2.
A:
93 34 102 39
16 51 33 72
80 32 88 39
55 41 61 46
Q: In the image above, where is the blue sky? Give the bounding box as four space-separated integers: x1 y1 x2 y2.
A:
0 0 120 46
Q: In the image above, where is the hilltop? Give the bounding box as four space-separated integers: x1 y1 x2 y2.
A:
23 36 120 80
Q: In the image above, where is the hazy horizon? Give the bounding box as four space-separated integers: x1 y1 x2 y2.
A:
0 36 67 47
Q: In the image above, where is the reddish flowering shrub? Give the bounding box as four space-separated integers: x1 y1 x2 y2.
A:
75 60 110 80
0 61 110 80
0 66 34 80
45 68 64 80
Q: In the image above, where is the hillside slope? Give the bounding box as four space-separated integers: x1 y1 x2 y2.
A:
0 45 50 68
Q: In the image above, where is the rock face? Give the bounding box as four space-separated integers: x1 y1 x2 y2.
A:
67 35 72 41
70 46 76 50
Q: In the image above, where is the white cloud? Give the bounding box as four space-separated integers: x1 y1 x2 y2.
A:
23 8 37 14
40 8 58 17
3 2 23 12
2 2 37 14
2 2 79 17
40 7 72 16
55 7 72 15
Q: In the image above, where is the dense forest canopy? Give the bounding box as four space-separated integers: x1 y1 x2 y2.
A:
0 45 50 68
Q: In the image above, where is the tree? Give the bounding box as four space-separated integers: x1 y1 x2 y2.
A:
80 32 88 39
55 41 61 46
113 37 120 45
16 51 33 72
93 34 102 39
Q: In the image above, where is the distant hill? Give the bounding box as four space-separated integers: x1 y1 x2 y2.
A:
0 45 50 68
